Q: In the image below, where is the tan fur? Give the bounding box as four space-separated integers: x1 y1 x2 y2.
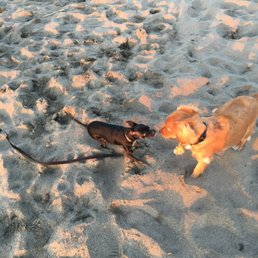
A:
159 94 258 178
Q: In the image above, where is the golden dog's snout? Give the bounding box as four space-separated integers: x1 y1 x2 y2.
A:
159 127 166 135
159 127 173 138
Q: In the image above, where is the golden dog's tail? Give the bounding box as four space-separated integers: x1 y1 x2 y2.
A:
252 93 258 102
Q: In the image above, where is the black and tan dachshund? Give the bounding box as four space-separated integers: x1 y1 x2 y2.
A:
69 116 156 164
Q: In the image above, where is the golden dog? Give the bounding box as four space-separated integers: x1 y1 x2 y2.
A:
160 94 258 178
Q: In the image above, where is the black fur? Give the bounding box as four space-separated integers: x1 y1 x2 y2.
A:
71 117 156 164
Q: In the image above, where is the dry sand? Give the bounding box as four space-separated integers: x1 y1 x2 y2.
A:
0 0 258 257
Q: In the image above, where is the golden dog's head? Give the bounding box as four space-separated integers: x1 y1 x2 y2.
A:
159 106 204 145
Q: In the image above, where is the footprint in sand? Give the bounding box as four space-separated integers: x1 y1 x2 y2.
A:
191 225 257 256
87 223 123 258
187 0 207 18
217 1 258 40
111 192 187 256
0 212 26 256
26 218 53 249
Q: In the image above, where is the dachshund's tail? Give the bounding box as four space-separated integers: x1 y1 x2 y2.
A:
63 106 88 127
69 115 88 128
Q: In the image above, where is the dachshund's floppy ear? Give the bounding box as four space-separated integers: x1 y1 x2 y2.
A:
125 121 137 128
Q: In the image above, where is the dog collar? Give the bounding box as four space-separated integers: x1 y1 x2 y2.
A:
193 122 207 145
124 133 133 143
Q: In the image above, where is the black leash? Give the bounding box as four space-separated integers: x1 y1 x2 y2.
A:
0 129 122 166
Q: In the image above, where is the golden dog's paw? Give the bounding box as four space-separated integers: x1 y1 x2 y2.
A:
232 143 245 151
232 145 241 151
232 136 252 151
173 145 185 155
191 169 204 178
191 160 209 178
247 136 251 142
191 172 200 178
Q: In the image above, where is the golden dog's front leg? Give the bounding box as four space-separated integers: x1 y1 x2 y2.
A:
191 157 211 178
173 143 185 155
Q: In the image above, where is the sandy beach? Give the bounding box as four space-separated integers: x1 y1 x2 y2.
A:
0 0 258 257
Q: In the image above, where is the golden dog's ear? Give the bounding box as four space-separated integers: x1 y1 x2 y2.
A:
167 106 199 124
187 122 195 130
177 105 199 115
175 121 197 144
180 122 195 135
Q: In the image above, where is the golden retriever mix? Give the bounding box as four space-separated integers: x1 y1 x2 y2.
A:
160 94 258 178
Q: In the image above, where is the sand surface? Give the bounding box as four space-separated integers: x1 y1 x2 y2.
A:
0 0 258 257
